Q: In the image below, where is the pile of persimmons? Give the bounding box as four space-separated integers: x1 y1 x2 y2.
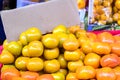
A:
0 25 120 80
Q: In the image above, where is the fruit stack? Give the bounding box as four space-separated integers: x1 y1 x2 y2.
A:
90 0 113 25
113 0 120 25
0 25 120 80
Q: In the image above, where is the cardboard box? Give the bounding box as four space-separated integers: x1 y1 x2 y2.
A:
88 0 114 31
1 0 80 41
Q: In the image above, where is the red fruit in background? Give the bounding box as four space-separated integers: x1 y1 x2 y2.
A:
97 32 114 43
36 74 54 80
21 71 39 80
1 68 20 80
100 54 120 68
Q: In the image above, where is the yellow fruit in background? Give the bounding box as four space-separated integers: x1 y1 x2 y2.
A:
94 13 100 20
113 13 120 21
96 5 104 15
110 0 113 3
117 20 120 25
100 14 107 21
107 6 112 13
118 10 120 14
113 7 118 13
94 0 99 6
98 20 107 25
103 1 111 7
115 0 120 9
107 17 113 24
94 0 102 6
77 0 85 9
90 17 95 24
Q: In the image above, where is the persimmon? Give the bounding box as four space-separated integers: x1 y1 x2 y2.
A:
84 53 101 68
76 66 96 79
36 74 54 80
1 68 20 80
12 77 27 80
96 67 116 80
92 42 111 55
100 54 120 68
113 66 120 80
111 43 120 56
86 32 98 42
63 38 79 51
21 71 39 80
97 32 114 43
113 35 120 43
66 72 78 80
